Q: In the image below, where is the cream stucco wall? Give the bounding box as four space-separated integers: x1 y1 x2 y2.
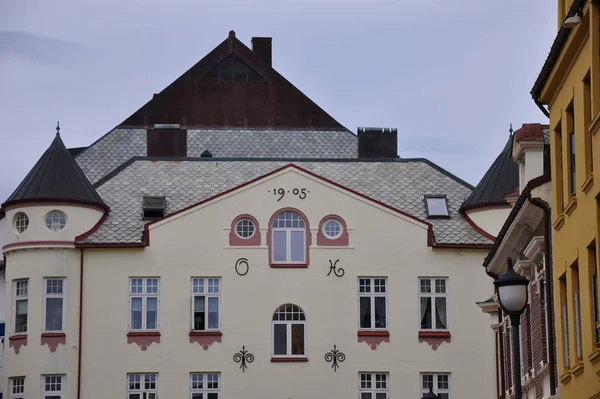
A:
466 207 512 238
3 169 496 398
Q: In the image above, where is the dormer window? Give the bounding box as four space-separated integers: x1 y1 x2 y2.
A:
425 196 449 218
143 196 166 220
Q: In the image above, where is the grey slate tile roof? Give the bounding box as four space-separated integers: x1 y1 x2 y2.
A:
81 159 492 246
76 128 358 184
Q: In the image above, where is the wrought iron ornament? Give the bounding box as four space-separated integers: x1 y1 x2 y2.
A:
327 259 344 277
233 346 254 372
324 345 346 371
235 258 249 276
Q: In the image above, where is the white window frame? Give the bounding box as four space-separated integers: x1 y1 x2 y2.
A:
190 372 220 399
191 278 221 331
322 218 343 239
272 304 307 358
129 278 160 331
271 211 306 264
44 210 67 231
419 277 449 331
420 373 450 399
235 218 256 239
127 373 158 399
358 372 389 398
43 278 66 332
9 376 25 399
42 375 64 399
424 196 449 217
358 277 388 330
13 279 28 334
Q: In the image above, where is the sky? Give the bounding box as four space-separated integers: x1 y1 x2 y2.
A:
0 0 556 203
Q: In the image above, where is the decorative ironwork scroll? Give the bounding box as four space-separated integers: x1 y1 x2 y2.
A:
324 345 346 371
233 346 254 372
327 259 344 277
235 258 249 276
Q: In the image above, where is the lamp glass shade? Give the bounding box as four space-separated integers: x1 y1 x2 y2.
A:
497 283 527 313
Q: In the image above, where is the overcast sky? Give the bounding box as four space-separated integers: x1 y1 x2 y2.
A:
0 0 556 202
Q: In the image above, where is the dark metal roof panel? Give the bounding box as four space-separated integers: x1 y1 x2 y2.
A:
460 134 519 211
3 134 107 209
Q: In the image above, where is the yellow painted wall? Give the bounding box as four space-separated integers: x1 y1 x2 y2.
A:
540 3 600 398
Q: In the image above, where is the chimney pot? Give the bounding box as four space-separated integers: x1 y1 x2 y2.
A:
252 37 272 67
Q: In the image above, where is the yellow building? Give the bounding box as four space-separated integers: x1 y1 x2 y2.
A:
532 1 600 397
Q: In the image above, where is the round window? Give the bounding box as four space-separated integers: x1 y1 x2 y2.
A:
13 212 29 234
323 219 342 239
45 210 67 231
235 218 256 239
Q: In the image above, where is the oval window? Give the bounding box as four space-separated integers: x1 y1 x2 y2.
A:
45 210 67 231
323 219 342 239
235 218 256 239
13 212 29 234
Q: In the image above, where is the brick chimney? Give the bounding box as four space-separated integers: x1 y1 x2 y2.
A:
357 127 398 158
252 37 272 67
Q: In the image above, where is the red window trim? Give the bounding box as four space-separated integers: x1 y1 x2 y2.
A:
357 330 390 337
8 334 27 341
271 357 309 362
229 214 261 246
41 332 66 338
189 331 223 337
267 208 311 268
317 214 349 246
418 331 451 339
127 331 161 337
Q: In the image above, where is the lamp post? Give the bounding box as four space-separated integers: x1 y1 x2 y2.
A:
422 387 440 399
494 257 529 399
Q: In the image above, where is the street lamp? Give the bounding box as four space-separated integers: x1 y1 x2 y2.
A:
494 257 529 399
422 387 440 399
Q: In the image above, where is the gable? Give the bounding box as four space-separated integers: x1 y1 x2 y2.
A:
121 31 345 129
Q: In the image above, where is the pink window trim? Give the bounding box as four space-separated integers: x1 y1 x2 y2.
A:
317 215 349 246
229 214 261 246
267 208 311 268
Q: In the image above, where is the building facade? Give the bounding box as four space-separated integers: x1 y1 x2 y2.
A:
532 1 600 398
1 32 498 398
478 124 559 399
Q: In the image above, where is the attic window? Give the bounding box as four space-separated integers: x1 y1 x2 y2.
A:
143 196 166 220
197 54 267 83
425 196 449 218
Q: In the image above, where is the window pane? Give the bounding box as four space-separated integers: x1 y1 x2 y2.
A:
146 297 158 329
361 394 372 399
15 299 27 333
191 394 203 399
208 297 219 329
207 393 218 399
435 297 447 330
45 297 63 331
131 298 142 330
290 231 305 262
360 297 372 328
375 394 387 399
194 296 205 330
420 297 432 329
374 297 386 328
291 323 305 355
426 197 448 216
274 323 287 355
273 231 287 262
128 395 141 399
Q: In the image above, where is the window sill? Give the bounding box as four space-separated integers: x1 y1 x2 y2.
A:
270 263 308 268
559 370 572 385
589 109 600 136
418 331 451 339
127 331 161 337
41 332 66 352
572 362 584 377
588 349 600 365
9 334 27 341
564 197 577 216
41 332 66 338
189 331 222 336
582 173 594 194
271 357 308 362
553 213 566 231
357 330 390 337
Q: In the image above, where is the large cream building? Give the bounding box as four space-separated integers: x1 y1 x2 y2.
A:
1 32 500 398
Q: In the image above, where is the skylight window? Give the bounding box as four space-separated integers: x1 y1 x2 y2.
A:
143 196 166 220
425 196 449 217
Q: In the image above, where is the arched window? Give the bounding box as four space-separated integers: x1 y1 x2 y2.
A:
271 211 307 264
272 304 306 357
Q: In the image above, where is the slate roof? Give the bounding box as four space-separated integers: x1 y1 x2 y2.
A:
76 128 358 184
460 134 518 212
79 158 492 246
3 133 106 209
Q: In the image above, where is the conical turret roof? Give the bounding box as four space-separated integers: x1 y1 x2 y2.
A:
460 133 518 212
2 131 107 209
